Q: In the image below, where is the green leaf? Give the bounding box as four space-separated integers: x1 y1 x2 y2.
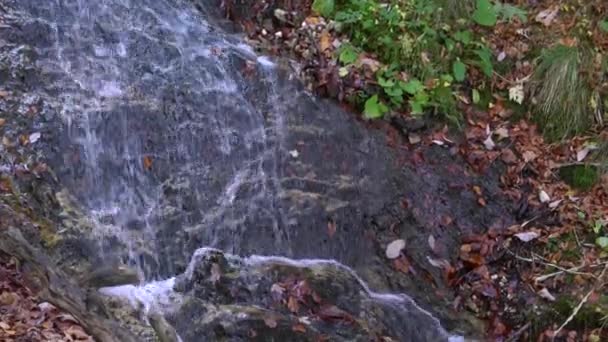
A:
401 79 424 95
496 3 527 23
338 45 358 64
593 221 604 235
410 101 424 115
473 0 498 27
378 77 395 88
472 89 481 104
596 236 608 250
364 95 388 119
600 20 608 32
475 48 494 77
453 60 467 82
453 30 472 44
312 0 335 17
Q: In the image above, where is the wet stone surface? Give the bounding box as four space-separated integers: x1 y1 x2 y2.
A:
0 0 519 340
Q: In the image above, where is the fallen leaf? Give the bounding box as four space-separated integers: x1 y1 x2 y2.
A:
538 288 556 301
210 263 221 284
494 127 509 140
514 231 539 242
535 7 559 27
385 239 406 259
549 200 562 209
28 132 41 144
263 315 278 328
0 118 5 126
287 296 300 313
393 256 410 273
522 151 537 162
539 190 550 203
292 323 306 333
508 84 524 104
483 136 495 150
356 57 381 72
317 305 352 321
428 235 436 251
576 145 597 162
65 325 91 340
56 313 79 324
327 220 337 238
408 133 421 145
270 283 285 301
501 149 517 164
427 257 450 269
319 30 331 52
0 322 10 330
143 156 153 170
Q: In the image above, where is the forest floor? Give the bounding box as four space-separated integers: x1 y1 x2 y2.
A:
221 0 608 341
0 254 93 342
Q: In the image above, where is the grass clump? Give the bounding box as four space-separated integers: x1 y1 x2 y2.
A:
531 44 595 141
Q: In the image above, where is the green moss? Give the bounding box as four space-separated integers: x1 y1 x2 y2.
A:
558 165 600 191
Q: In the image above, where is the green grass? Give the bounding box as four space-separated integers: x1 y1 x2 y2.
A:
559 164 600 191
531 45 595 141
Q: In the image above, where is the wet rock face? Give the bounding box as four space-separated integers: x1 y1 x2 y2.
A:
169 249 450 342
0 0 518 339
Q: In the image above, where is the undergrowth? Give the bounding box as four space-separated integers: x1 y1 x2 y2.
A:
312 0 608 181
531 45 595 140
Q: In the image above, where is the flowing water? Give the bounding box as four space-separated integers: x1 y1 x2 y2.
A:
4 0 469 340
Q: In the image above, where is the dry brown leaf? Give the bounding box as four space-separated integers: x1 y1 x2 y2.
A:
319 31 331 52
535 7 559 27
292 323 306 333
143 156 153 170
287 296 299 313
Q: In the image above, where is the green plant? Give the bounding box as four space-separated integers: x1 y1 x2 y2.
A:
312 0 335 17
472 0 497 26
558 165 599 191
324 0 500 120
531 45 595 140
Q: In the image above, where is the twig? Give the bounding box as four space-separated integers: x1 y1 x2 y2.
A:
553 263 608 339
509 250 601 281
535 263 607 283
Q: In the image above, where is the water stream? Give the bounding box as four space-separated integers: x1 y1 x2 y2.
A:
6 0 468 340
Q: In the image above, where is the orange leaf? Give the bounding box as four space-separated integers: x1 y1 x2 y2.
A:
143 156 153 170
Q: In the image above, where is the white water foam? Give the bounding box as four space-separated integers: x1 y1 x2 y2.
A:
99 277 179 314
